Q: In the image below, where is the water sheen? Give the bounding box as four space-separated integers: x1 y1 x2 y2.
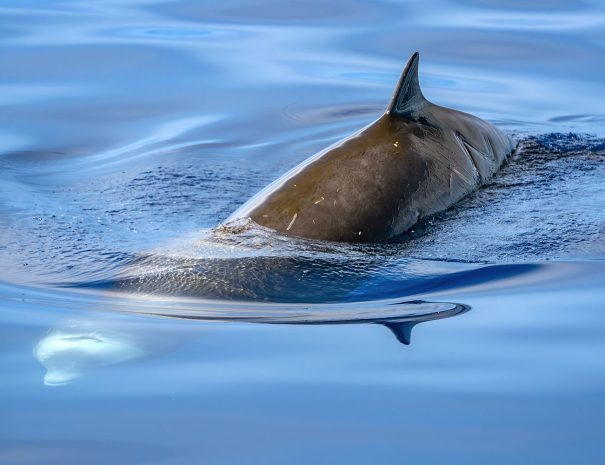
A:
1 1 605 464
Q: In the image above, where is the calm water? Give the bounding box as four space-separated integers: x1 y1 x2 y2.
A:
1 0 605 464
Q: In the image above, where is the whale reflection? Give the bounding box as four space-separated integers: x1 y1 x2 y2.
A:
34 299 468 386
38 219 471 384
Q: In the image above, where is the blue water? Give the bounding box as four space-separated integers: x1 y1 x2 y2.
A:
1 1 605 464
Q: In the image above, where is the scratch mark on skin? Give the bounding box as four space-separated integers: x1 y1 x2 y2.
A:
314 196 325 205
286 213 298 231
451 167 474 187
454 132 481 178
485 134 498 162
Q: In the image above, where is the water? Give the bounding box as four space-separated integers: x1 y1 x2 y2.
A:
1 0 605 463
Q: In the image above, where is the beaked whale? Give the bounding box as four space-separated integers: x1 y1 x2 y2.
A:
227 52 515 242
99 53 508 346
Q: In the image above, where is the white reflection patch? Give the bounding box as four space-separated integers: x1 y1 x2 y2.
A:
34 318 198 386
34 324 146 386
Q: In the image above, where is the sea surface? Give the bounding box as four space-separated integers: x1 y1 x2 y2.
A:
1 1 605 464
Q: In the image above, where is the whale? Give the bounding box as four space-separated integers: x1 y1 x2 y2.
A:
227 52 515 242
97 53 513 318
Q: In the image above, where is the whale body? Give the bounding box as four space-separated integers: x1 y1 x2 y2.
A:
228 52 515 242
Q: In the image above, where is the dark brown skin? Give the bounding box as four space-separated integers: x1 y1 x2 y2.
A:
227 53 514 242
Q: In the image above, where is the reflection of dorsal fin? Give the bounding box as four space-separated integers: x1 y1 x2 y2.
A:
386 52 428 119
379 321 417 345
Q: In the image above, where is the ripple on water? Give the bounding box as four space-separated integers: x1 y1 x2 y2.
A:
149 0 396 25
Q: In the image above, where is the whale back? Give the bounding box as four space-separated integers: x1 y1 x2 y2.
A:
226 52 515 243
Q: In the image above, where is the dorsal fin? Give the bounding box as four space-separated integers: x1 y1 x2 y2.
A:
379 321 417 345
386 52 428 118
